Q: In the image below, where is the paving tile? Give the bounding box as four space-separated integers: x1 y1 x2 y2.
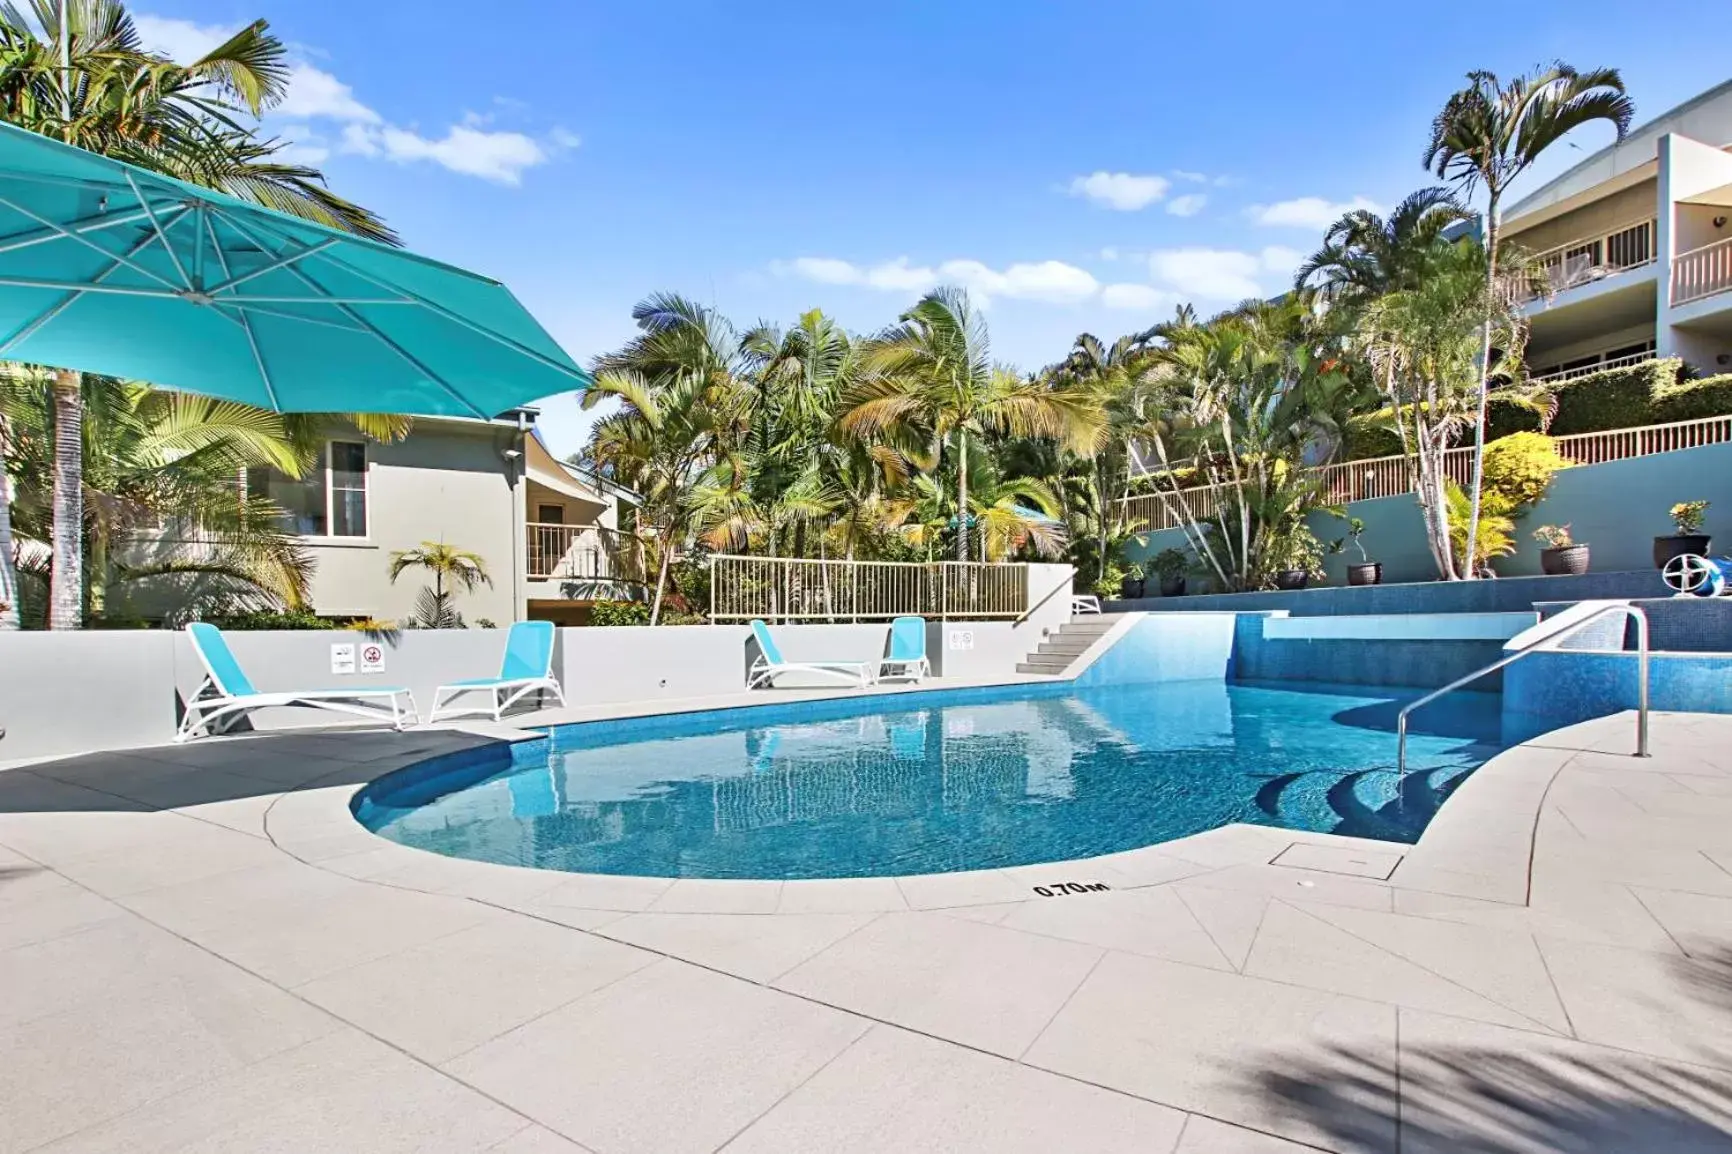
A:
1160 824 1290 870
170 791 280 837
722 1024 1188 1153
1396 877 1679 954
1003 845 1213 891
530 872 675 913
446 959 869 1154
0 918 220 1028
1297 902 1571 1034
1175 1116 1327 1153
1394 1009 1732 1154
1537 935 1732 1069
1172 882 1272 970
0 858 80 909
646 879 783 913
934 901 1023 925
1241 901 1548 1031
775 877 907 913
1630 887 1732 957
48 818 289 898
294 915 657 1063
1673 773 1732 797
1022 950 1397 1151
1533 840 1732 897
0 884 125 952
1271 842 1402 880
892 867 1029 910
773 910 1103 1058
604 911 877 983
1173 862 1395 911
34 1030 529 1154
484 1125 595 1153
998 886 1234 970
1387 859 1527 904
0 947 339 1150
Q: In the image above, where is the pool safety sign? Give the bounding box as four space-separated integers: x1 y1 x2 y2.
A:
330 642 356 675
360 642 386 673
946 629 974 651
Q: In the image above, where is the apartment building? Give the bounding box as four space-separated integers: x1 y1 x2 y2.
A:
1504 79 1732 384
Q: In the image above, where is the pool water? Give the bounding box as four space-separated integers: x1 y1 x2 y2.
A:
354 680 1504 880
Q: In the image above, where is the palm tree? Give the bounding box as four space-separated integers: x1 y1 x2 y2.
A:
1050 331 1150 583
2 373 317 622
1425 64 1633 577
842 287 1099 560
582 293 750 623
0 0 392 628
1296 188 1471 302
388 541 492 628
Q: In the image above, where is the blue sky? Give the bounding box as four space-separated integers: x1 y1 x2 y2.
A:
136 0 1730 456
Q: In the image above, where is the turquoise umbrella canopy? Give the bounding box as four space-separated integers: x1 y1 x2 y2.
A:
0 121 589 417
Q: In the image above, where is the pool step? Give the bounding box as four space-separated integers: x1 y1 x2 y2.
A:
1256 763 1478 839
1015 613 1135 677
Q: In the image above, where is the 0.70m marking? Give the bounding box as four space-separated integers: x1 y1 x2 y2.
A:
1032 882 1111 897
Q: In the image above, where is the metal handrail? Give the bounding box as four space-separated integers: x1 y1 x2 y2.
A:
1396 603 1651 782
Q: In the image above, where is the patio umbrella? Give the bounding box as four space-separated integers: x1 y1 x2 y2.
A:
0 121 588 417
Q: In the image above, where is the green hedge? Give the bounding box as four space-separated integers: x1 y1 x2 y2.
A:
1486 358 1732 439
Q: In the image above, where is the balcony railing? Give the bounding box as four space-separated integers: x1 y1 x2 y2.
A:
1524 218 1656 300
1671 235 1732 306
526 523 643 585
1119 413 1732 531
1527 349 1656 386
710 556 1028 622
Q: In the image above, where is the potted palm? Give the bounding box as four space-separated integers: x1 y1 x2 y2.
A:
1338 518 1381 586
1150 548 1189 597
1534 524 1589 575
1655 501 1711 569
1117 562 1145 601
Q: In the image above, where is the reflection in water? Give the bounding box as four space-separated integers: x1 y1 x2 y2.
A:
365 681 1502 879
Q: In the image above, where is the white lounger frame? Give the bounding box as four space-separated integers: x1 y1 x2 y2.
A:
428 677 568 724
747 655 875 690
176 680 418 742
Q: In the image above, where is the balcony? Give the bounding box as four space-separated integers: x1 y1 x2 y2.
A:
1524 218 1656 301
1671 236 1732 307
526 523 644 591
1527 348 1656 386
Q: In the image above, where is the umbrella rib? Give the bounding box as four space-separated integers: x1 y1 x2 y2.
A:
0 203 158 257
214 209 490 419
0 205 192 356
204 212 280 410
203 238 338 296
125 173 193 291
209 300 372 333
0 193 182 290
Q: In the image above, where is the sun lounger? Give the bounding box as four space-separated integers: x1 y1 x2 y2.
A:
429 620 567 723
876 616 931 683
747 619 874 689
177 622 417 741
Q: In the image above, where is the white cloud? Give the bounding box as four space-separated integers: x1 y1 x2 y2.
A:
276 63 380 124
1147 247 1299 301
1166 193 1207 217
1098 246 1120 262
1067 172 1170 211
355 124 550 185
133 14 234 61
1173 170 1208 184
1101 283 1175 311
778 256 1100 306
1249 195 1380 229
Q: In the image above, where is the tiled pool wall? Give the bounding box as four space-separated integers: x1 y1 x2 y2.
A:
1507 598 1732 738
1228 614 1525 690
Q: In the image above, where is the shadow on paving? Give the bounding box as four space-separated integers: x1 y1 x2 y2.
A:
1227 949 1732 1153
0 728 506 815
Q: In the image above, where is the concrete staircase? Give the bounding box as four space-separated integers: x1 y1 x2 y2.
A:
1016 613 1130 676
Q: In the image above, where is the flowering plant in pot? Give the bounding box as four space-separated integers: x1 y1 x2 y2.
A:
1534 524 1589 576
1336 517 1381 586
1149 548 1190 597
1655 501 1711 569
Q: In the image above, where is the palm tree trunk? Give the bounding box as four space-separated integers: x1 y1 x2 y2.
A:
49 368 83 630
1462 200 1500 580
955 429 969 562
0 411 18 629
649 523 674 625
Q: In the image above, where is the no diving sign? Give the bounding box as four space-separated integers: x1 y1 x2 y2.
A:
359 642 386 673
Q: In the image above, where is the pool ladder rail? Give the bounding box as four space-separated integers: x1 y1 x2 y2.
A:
1396 601 1650 783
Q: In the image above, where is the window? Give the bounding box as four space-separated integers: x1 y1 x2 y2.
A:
536 503 565 525
246 441 368 538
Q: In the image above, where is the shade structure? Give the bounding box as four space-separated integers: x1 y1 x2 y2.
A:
0 121 589 417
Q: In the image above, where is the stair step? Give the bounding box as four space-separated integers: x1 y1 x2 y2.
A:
1037 639 1099 655
1016 657 1075 675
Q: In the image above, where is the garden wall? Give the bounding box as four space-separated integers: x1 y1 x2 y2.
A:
1126 440 1732 590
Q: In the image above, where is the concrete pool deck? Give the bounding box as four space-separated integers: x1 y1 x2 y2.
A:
1 705 1730 1151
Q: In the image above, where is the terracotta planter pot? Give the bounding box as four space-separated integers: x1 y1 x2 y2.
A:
1159 576 1186 597
1273 570 1310 591
1540 544 1590 576
1346 562 1382 587
1654 535 1711 569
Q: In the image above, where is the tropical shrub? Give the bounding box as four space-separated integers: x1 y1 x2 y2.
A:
208 609 331 630
1149 548 1191 580
1479 432 1567 512
589 599 652 626
1445 481 1516 571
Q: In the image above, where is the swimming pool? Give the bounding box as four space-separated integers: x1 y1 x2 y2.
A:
355 679 1503 880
